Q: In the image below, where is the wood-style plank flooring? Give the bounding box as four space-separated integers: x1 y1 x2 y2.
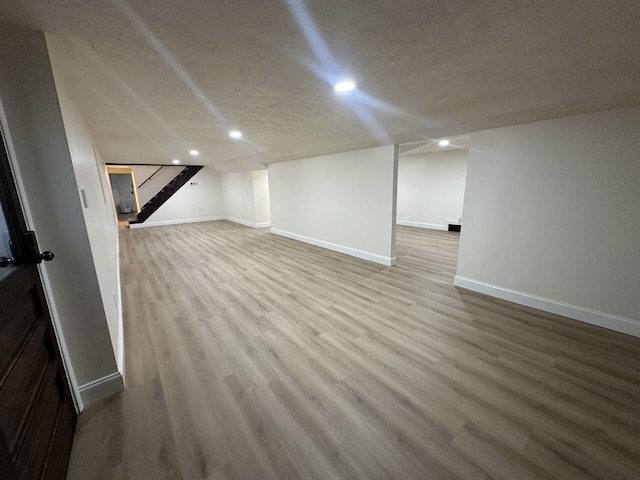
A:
66 222 640 480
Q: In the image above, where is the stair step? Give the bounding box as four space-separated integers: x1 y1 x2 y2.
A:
136 166 203 223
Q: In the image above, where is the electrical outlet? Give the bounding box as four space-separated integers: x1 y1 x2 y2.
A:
400 212 404 218
190 181 198 185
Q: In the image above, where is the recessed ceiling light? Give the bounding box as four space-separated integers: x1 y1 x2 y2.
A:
172 159 180 164
438 139 450 147
229 130 243 139
334 80 356 93
189 149 199 156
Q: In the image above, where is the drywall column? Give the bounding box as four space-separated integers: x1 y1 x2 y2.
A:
221 171 258 226
252 170 271 226
220 169 271 227
0 23 120 408
269 145 398 266
48 48 124 380
456 106 640 336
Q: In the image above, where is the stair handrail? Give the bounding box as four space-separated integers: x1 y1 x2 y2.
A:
137 166 163 189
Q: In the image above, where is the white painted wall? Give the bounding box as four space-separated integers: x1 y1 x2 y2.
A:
269 145 398 265
253 170 271 226
397 150 467 230
456 106 640 336
142 166 223 226
132 165 160 187
0 24 120 408
221 171 257 226
131 168 270 229
219 169 271 227
49 71 124 375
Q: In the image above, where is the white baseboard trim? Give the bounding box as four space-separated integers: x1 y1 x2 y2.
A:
453 275 640 338
271 228 396 266
396 220 447 231
115 228 125 382
117 319 124 387
129 216 223 228
224 216 271 228
78 372 124 407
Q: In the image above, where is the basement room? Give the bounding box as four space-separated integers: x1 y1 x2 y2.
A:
0 1 639 479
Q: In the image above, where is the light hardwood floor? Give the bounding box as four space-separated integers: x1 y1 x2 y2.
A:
66 221 640 480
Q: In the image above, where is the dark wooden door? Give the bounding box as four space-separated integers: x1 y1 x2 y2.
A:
0 130 76 479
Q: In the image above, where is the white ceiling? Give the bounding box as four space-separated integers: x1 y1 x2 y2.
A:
1 1 639 172
399 136 470 156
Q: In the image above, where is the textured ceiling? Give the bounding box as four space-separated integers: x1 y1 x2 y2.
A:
1 1 639 172
399 136 470 156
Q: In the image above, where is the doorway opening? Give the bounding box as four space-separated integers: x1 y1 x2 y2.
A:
394 135 469 260
106 165 140 224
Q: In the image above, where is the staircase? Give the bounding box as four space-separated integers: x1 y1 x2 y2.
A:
131 165 203 224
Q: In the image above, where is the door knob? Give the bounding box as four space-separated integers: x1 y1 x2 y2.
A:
0 232 55 267
22 231 55 265
0 256 14 267
0 251 53 267
39 251 55 262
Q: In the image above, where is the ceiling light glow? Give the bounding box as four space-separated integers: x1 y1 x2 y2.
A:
189 149 199 156
229 130 243 139
172 159 180 164
334 81 356 93
438 139 450 147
